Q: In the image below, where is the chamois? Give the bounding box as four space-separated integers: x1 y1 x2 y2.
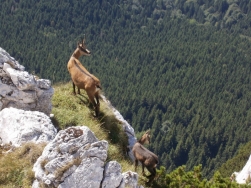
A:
67 38 101 117
132 130 158 183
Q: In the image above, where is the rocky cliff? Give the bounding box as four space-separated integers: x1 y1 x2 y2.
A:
0 48 53 115
0 47 141 188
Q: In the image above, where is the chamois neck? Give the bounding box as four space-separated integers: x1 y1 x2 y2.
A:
138 137 146 145
71 49 82 59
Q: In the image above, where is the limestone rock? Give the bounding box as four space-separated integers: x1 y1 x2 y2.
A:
101 95 137 161
120 171 141 188
0 47 53 115
33 126 108 188
33 126 142 188
102 161 124 188
0 107 57 146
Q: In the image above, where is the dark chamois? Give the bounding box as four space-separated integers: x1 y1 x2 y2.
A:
67 38 101 117
132 130 158 183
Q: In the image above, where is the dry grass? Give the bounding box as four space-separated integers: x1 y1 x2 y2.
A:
0 142 46 188
54 158 82 180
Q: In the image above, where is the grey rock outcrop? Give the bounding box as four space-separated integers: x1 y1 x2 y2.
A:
102 161 124 187
102 161 140 188
0 47 53 115
0 107 57 146
33 126 140 188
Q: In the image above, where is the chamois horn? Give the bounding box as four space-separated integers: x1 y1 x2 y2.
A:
82 34 86 44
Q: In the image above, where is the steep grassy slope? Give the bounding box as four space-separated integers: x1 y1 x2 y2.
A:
0 83 139 187
52 82 131 167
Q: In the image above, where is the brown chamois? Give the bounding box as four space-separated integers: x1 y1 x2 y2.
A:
67 38 101 117
132 130 158 183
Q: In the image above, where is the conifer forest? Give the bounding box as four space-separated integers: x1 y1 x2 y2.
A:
1 0 251 179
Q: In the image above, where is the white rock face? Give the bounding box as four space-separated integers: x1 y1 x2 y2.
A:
101 95 137 160
0 47 53 115
232 154 251 184
0 107 57 146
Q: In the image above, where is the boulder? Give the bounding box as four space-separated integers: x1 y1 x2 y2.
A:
0 107 57 146
0 47 53 115
33 126 141 188
33 126 107 188
120 171 142 188
102 161 141 188
102 161 124 188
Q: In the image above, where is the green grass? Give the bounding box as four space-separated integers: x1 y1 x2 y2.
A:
52 82 132 168
0 82 141 187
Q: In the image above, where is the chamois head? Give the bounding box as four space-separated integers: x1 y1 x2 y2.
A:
77 37 91 56
138 130 151 145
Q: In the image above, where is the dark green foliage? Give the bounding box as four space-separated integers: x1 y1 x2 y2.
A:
1 0 251 181
153 165 251 188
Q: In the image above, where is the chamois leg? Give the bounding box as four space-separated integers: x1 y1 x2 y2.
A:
87 92 99 117
94 105 99 117
142 163 146 176
145 166 156 183
72 81 76 95
134 159 139 172
95 92 100 105
77 87 81 94
95 92 100 115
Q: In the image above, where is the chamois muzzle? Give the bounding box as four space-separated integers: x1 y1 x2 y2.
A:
82 48 91 56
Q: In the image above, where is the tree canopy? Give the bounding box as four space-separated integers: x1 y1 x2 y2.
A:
1 0 251 178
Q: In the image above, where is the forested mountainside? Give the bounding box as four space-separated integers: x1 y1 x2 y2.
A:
1 0 251 178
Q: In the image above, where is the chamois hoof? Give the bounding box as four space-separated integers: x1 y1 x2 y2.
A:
146 180 153 186
90 110 99 118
